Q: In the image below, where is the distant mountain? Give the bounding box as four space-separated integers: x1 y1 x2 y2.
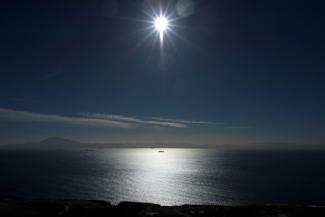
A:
1 137 175 149
1 137 323 150
39 137 81 146
0 137 198 149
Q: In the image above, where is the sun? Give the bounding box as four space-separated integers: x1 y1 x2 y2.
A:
154 16 169 46
154 16 169 33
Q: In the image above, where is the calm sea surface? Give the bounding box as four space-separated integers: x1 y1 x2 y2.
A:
0 149 324 205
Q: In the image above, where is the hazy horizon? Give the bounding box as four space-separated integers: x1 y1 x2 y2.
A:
1 136 324 150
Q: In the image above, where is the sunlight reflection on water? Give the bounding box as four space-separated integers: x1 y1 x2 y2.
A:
1 149 325 205
95 149 235 205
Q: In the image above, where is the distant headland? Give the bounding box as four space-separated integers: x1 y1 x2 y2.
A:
1 137 324 150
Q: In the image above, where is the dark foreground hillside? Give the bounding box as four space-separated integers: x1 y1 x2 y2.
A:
0 198 324 217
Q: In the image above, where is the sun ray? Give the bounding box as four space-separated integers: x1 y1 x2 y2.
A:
167 29 202 53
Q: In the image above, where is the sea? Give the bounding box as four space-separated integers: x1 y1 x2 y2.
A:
0 148 324 206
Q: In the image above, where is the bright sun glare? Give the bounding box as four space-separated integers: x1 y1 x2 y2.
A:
154 16 169 33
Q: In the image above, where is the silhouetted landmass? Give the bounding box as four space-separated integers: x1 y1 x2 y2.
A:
0 198 324 217
1 137 324 150
1 137 227 149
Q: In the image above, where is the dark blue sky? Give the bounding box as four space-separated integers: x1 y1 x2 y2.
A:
0 0 324 145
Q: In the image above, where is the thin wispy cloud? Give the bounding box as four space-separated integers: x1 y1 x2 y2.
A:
79 113 217 128
150 117 221 125
0 108 216 129
0 108 135 129
225 126 254 129
46 68 64 78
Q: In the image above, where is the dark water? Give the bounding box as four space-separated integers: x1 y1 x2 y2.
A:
0 149 324 205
